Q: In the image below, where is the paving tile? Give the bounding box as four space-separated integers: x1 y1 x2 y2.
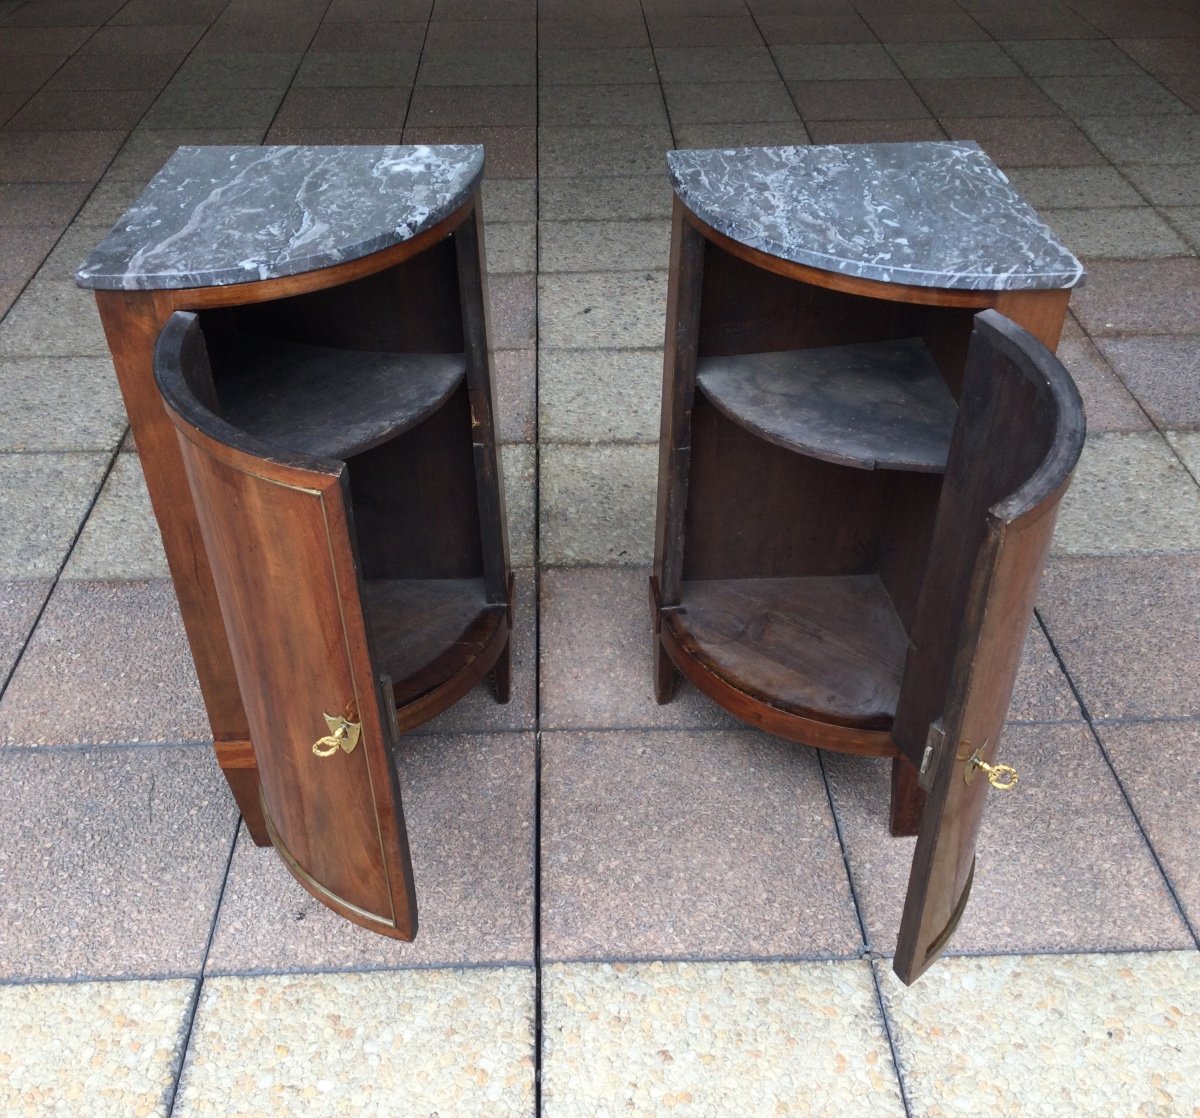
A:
653 45 780 84
0 131 126 183
790 79 930 121
434 0 533 17
1071 260 1200 336
1001 36 1143 77
1163 205 1200 251
167 51 304 90
0 580 48 683
1118 36 1200 76
174 969 535 1118
413 568 536 736
0 979 194 1118
80 24 207 56
538 84 668 128
1098 335 1200 428
1053 431 1200 555
674 121 813 147
542 729 862 960
538 270 668 350
664 81 800 125
941 116 1104 167
502 441 536 568
880 953 1200 1116
0 746 237 979
538 567 742 733
0 579 209 746
1080 114 1200 164
646 15 764 47
407 84 535 127
1169 430 1200 476
0 281 108 356
486 218 536 272
539 347 662 443
415 47 535 86
538 125 675 178
44 53 180 93
539 220 672 273
973 6 1103 40
0 451 106 580
540 442 657 564
403 125 536 177
913 76 1061 118
1090 8 1200 38
1043 205 1192 259
0 26 94 54
74 177 147 225
0 53 62 93
861 10 989 42
1100 719 1200 931
0 225 59 287
494 348 536 443
424 18 537 48
826 722 1192 956
538 19 650 49
1007 617 1082 722
481 177 536 222
1038 555 1200 719
266 123 406 145
756 13 878 46
0 357 126 452
488 271 536 347
271 86 413 131
537 47 657 85
5 0 123 26
325 0 433 17
141 86 286 129
807 119 946 144
290 50 419 88
538 175 672 221
62 453 167 580
6 88 156 132
1003 165 1145 209
111 0 229 22
104 128 265 183
887 40 1021 79
206 731 534 972
0 183 91 227
193 20 318 54
772 42 902 81
1053 318 1150 434
542 960 905 1115
1038 73 1191 118
31 221 113 284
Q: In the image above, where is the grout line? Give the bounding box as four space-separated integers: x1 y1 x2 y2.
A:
163 812 241 1117
258 0 338 141
1035 608 1200 949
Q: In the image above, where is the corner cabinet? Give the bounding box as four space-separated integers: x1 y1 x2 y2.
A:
652 143 1086 981
78 145 512 937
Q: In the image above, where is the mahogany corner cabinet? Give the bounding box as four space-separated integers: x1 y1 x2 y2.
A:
652 143 1086 983
77 145 513 939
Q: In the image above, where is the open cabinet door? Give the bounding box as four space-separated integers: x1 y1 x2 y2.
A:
893 311 1084 984
154 313 417 939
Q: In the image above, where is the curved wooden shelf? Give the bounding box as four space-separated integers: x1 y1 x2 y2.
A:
363 578 509 728
661 576 906 757
697 337 957 473
218 336 466 460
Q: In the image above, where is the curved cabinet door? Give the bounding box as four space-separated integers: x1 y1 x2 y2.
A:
155 313 417 939
894 311 1085 984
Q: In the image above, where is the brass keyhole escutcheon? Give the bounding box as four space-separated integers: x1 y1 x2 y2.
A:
313 714 361 757
965 746 1018 790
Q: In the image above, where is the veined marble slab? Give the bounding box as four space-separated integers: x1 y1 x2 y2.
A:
76 145 484 291
667 142 1085 292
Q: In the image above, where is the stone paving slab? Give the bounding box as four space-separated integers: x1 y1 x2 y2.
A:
879 952 1200 1118
542 960 906 1117
0 581 49 685
0 978 194 1118
825 722 1192 957
173 968 535 1118
0 357 126 452
207 731 535 974
0 745 236 980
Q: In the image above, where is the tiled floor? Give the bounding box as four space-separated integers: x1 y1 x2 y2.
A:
1 0 1198 1113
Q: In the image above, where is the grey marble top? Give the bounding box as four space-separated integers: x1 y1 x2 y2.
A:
76 145 484 291
667 142 1084 292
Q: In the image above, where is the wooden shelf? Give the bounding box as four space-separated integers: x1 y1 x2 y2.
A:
663 575 908 745
363 578 507 708
696 338 956 473
218 335 466 460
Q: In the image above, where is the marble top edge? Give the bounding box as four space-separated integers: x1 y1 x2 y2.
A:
667 142 1085 293
76 144 485 291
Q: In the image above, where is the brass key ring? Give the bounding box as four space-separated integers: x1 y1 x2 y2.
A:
965 747 1018 790
312 713 361 757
